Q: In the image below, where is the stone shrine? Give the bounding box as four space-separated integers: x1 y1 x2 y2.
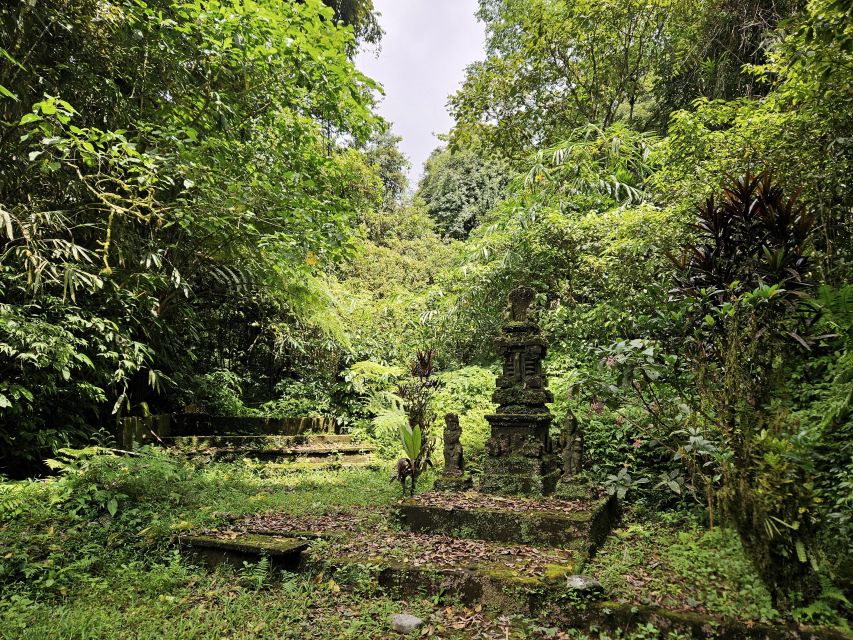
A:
480 286 559 495
183 285 619 626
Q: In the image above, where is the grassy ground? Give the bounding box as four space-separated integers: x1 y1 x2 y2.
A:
588 510 779 623
0 449 845 639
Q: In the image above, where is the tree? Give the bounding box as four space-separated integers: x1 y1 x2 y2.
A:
652 0 801 120
365 130 410 210
669 173 821 603
450 0 668 160
418 145 509 239
321 0 382 46
0 0 381 473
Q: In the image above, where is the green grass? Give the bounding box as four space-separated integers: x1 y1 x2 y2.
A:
0 450 423 639
0 449 845 639
588 509 779 623
0 558 432 639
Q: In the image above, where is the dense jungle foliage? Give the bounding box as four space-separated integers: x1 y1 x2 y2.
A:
1 0 851 630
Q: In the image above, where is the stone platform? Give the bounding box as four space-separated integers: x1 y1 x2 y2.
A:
176 518 852 639
180 510 596 615
180 484 618 615
398 489 617 555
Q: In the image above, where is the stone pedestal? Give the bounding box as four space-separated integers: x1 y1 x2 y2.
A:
433 474 473 491
480 414 558 495
481 286 558 496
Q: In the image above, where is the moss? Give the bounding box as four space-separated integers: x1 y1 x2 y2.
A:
398 497 613 551
543 563 573 580
179 533 308 556
477 563 543 586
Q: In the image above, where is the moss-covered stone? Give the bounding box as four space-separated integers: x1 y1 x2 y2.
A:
398 494 616 553
433 474 473 491
318 554 588 614
178 533 308 570
552 601 853 640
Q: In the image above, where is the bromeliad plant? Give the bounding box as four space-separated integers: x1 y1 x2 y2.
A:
393 422 422 497
393 349 442 495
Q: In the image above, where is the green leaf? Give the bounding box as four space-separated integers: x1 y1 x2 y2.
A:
412 424 422 458
795 539 807 563
19 112 41 125
0 84 18 100
38 100 57 115
107 497 118 517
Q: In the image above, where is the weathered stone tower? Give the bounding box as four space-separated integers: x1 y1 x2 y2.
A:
481 286 558 495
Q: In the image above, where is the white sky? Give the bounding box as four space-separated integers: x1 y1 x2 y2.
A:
355 0 485 187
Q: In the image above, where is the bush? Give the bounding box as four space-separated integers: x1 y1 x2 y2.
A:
188 369 253 416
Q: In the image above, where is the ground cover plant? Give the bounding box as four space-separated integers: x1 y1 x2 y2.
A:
1 0 851 635
0 454 810 639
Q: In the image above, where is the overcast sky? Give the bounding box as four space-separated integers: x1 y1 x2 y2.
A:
355 0 485 187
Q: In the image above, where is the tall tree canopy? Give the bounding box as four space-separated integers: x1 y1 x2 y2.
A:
0 0 381 470
418 145 509 239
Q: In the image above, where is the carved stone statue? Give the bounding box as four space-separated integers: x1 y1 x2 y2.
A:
508 285 535 322
434 412 471 490
560 410 584 478
442 413 464 476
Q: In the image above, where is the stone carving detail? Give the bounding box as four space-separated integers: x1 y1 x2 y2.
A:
482 286 558 495
435 412 471 491
508 285 535 322
560 410 584 478
442 413 464 476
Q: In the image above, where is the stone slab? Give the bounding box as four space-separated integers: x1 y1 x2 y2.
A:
178 533 308 570
163 434 355 448
398 492 618 552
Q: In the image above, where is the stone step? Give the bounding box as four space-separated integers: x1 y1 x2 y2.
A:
184 447 372 465
320 553 596 614
179 528 596 614
397 490 618 554
190 447 375 463
261 456 382 472
160 434 376 463
176 528 849 639
167 414 338 437
162 434 358 449
178 533 308 570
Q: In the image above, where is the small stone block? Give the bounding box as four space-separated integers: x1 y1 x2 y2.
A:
178 534 308 570
554 478 595 501
433 474 473 491
390 613 423 634
565 574 604 597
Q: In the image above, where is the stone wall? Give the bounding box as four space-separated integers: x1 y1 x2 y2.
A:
114 414 338 449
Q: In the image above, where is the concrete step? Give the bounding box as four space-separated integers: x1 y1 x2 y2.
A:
261 457 382 472
196 446 374 463
162 434 355 448
161 434 376 464
397 490 618 554
178 533 308 570
167 415 338 437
